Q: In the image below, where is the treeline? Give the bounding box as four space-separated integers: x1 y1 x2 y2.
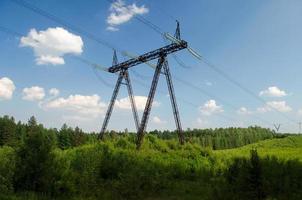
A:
150 127 275 149
1 126 302 199
0 115 276 150
0 115 94 149
0 115 301 199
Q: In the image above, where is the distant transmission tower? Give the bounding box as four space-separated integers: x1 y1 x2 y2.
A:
273 123 281 133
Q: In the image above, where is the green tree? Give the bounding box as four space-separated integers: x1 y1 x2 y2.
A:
247 149 265 199
72 126 85 147
57 124 73 149
0 116 16 146
14 117 55 193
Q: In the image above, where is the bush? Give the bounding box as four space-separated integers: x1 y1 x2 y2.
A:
0 146 16 195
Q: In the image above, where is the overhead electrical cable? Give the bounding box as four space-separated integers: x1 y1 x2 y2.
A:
131 75 240 125
121 3 298 125
10 0 118 51
121 50 273 126
1 21 273 128
4 1 282 127
0 25 114 88
0 26 23 37
106 0 193 70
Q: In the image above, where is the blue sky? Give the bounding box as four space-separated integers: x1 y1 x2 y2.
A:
0 0 302 133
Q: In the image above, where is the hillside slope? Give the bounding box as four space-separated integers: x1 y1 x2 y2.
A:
214 136 302 161
1 135 302 200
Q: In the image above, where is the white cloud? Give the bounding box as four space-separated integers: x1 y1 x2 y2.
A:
298 109 302 115
107 0 149 31
205 80 213 86
257 101 292 113
237 107 252 115
106 26 119 32
152 116 166 124
49 88 60 97
197 117 208 125
267 101 292 112
256 106 270 113
259 86 287 97
115 96 160 111
199 100 224 116
36 55 65 65
22 86 45 101
20 27 83 65
0 77 15 100
43 94 106 118
62 115 91 122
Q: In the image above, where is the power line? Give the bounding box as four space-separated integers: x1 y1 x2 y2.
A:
120 53 152 79
171 53 191 69
162 36 191 69
92 67 115 88
131 75 240 125
10 0 118 51
131 68 272 127
151 3 178 22
9 0 183 75
0 25 273 129
173 75 236 110
108 0 296 126
105 0 164 35
199 57 297 124
125 2 297 125
0 21 274 128
120 49 255 124
121 50 273 127
10 0 190 73
71 56 115 88
0 26 23 37
0 25 115 89
1 4 269 131
70 56 109 72
1 21 218 126
2 2 283 128
173 75 273 126
130 68 151 80
121 49 263 124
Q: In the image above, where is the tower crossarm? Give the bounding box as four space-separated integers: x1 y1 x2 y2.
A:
108 41 188 73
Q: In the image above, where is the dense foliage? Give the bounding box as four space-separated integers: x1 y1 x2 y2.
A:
0 115 275 150
0 115 301 200
151 127 274 149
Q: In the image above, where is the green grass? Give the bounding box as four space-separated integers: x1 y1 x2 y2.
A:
214 136 302 164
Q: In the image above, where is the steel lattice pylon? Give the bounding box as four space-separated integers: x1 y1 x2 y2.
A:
99 23 186 149
99 50 139 140
136 54 184 149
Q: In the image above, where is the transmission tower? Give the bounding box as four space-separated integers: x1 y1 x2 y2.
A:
99 50 139 139
99 22 187 149
273 123 281 133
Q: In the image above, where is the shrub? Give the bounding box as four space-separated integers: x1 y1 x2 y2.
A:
0 146 16 195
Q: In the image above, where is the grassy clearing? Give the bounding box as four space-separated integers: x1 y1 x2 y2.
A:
214 136 302 163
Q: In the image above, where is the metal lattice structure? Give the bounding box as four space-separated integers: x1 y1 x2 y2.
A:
99 50 139 140
100 23 187 149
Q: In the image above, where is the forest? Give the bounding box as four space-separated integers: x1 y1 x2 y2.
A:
1 115 302 200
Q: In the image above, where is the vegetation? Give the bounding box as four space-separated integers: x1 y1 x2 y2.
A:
0 115 302 199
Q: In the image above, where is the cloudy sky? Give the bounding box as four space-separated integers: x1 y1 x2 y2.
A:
1 0 302 133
